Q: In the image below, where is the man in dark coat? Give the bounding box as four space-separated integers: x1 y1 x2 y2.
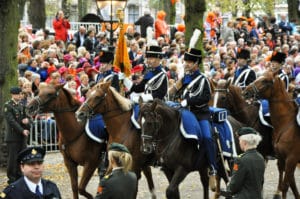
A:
134 10 154 38
222 127 265 199
233 48 256 88
126 45 168 102
3 87 31 184
0 146 61 199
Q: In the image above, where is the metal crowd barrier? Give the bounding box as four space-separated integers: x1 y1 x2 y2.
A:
28 113 59 152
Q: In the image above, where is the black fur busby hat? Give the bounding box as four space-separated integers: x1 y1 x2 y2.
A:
99 46 115 64
236 48 250 60
145 45 163 58
184 48 202 63
271 52 286 63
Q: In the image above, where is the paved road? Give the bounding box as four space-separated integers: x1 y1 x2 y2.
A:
0 153 299 198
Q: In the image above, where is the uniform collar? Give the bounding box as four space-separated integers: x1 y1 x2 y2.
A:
24 176 43 195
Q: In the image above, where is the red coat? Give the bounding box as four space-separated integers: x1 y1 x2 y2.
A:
52 18 70 42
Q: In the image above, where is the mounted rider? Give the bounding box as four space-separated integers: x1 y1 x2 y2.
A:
233 48 256 89
177 48 217 189
95 47 120 92
269 51 288 91
125 45 168 102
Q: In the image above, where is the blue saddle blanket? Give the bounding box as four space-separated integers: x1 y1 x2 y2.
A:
85 114 107 143
258 100 273 128
131 104 141 129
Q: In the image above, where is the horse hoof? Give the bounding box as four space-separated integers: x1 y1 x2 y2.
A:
273 194 282 199
209 175 217 192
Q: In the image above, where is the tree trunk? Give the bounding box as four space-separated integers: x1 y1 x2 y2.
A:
0 0 19 167
61 0 70 20
184 0 205 50
288 0 300 24
27 0 46 29
78 0 87 21
18 0 27 21
163 0 176 25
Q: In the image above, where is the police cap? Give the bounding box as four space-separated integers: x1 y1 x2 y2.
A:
17 146 45 164
10 87 22 94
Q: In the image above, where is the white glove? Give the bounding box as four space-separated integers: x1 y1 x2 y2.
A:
141 93 153 102
118 72 125 80
123 77 133 90
180 99 187 107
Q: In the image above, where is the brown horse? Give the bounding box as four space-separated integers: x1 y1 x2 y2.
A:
214 79 274 160
243 71 300 199
26 84 106 199
75 82 156 199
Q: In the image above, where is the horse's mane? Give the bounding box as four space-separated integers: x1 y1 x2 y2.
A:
153 99 179 119
61 88 82 107
109 87 132 111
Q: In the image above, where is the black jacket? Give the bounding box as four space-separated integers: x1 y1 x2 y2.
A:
1 177 61 199
134 14 154 38
96 169 137 199
3 99 31 142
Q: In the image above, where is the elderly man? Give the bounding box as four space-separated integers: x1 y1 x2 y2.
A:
221 127 265 199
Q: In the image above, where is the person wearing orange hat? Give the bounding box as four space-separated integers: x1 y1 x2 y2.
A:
204 12 217 42
154 10 169 39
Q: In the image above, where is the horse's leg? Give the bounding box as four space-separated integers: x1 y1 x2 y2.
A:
63 156 79 199
274 158 285 199
281 158 299 199
199 168 209 199
212 175 221 199
166 166 188 199
161 166 174 183
142 166 156 199
78 163 98 199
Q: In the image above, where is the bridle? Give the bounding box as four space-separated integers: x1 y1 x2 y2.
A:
33 89 79 113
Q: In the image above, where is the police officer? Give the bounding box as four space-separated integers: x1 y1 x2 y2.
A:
125 45 168 102
177 48 217 189
95 143 137 199
233 48 256 88
0 146 61 199
222 127 265 199
269 51 289 91
3 87 31 184
95 47 120 92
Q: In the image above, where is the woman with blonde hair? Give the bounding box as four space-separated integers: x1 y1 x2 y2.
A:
95 143 137 199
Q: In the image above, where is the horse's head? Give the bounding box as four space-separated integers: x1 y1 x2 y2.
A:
26 84 64 116
138 99 162 154
243 71 275 100
213 79 231 108
76 82 110 122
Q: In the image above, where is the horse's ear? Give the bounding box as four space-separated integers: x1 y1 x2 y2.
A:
55 84 64 91
225 79 231 88
150 100 157 111
138 96 143 106
102 82 111 91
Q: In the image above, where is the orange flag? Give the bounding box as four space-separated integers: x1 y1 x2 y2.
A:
113 26 131 77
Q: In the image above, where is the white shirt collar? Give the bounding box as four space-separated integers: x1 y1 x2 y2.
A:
24 176 43 194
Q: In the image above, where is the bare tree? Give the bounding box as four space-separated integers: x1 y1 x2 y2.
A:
0 0 19 166
28 0 46 29
184 0 206 50
287 0 300 24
